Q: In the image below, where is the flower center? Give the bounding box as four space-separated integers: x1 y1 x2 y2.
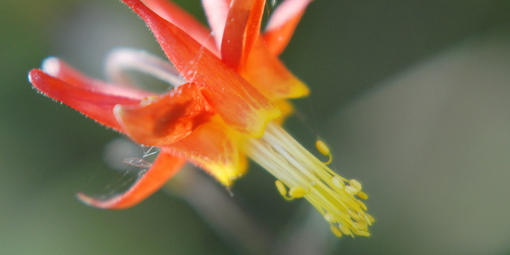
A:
247 123 374 237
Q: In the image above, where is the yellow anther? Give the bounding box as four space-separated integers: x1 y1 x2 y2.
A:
345 179 362 195
330 225 343 238
340 224 353 236
357 200 368 211
357 191 368 200
315 139 333 165
349 179 362 191
345 186 358 195
289 187 306 198
356 231 371 237
275 180 288 197
275 180 295 201
367 214 375 223
315 139 330 155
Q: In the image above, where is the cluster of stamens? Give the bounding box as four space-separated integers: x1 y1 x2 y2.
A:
248 123 374 238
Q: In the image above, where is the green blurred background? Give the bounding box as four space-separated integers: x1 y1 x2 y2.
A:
2 0 510 254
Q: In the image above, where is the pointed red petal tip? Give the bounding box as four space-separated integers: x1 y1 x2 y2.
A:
220 0 265 69
114 83 214 147
77 152 186 209
263 0 313 55
122 0 280 136
28 69 141 132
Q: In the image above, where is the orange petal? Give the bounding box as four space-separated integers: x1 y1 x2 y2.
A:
123 0 279 136
141 0 218 55
201 0 230 48
115 83 214 147
240 38 309 99
263 0 313 55
28 69 141 132
220 0 265 69
77 151 185 209
167 118 247 186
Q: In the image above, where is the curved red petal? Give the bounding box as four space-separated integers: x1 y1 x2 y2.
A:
77 151 185 209
263 0 313 55
123 0 279 136
141 0 218 55
241 38 309 100
41 57 153 100
220 0 265 69
201 0 230 48
115 83 214 146
167 118 247 186
28 69 141 132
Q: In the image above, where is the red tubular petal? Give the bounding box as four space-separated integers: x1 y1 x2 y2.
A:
241 38 309 100
263 0 313 55
123 0 279 136
41 57 154 100
115 83 214 146
201 0 230 48
220 0 265 69
141 0 218 55
77 152 185 209
28 69 141 132
168 118 247 186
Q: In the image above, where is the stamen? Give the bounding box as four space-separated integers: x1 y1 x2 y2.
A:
330 225 343 238
349 179 362 192
275 180 291 200
324 213 334 222
288 186 306 198
105 48 186 87
315 139 332 165
275 180 307 200
345 179 362 195
357 191 368 200
339 224 353 236
248 123 373 238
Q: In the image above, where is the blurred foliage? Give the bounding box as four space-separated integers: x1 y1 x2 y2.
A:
1 0 510 254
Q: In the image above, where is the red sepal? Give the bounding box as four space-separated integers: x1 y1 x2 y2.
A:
220 0 265 69
77 151 185 209
28 69 142 132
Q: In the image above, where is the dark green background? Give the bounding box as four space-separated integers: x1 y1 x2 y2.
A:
2 0 510 254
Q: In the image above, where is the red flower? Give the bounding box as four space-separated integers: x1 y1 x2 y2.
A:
28 0 373 237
